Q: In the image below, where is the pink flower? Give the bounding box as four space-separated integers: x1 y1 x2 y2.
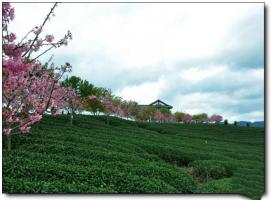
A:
3 128 12 136
3 3 15 22
2 2 73 136
3 109 12 118
45 34 54 43
9 8 15 20
30 114 42 123
33 102 45 113
20 126 31 133
182 114 192 123
115 106 125 117
154 110 165 122
7 117 13 123
8 33 16 42
210 115 223 123
34 39 43 51
88 95 97 100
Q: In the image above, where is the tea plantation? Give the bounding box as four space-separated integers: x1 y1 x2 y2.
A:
2 115 264 199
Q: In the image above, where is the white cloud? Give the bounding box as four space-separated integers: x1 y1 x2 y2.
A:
179 65 227 82
230 111 264 123
115 79 166 104
8 3 264 121
9 3 263 68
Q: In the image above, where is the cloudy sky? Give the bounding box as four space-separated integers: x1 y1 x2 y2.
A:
9 2 264 122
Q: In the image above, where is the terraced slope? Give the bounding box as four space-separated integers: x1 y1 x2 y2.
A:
2 115 264 199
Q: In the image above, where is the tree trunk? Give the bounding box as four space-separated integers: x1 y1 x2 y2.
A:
70 113 74 125
7 135 11 151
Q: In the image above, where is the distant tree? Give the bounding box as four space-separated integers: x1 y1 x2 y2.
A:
193 113 208 123
121 100 138 120
146 107 156 122
160 108 171 115
175 112 185 122
224 119 228 125
210 114 223 123
182 114 192 123
154 110 165 123
168 114 177 123
160 108 171 122
234 121 237 126
83 95 102 115
61 77 96 122
246 122 250 127
61 76 83 125
103 96 114 124
136 108 149 122
129 101 139 119
79 79 95 97
62 76 81 92
81 82 111 115
111 96 124 117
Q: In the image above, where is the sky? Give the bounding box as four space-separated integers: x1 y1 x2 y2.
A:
9 2 264 122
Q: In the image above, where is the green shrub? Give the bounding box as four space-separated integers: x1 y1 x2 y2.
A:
189 160 235 181
2 115 264 199
197 178 233 193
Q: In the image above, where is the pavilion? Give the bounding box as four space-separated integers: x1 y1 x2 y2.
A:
139 99 173 110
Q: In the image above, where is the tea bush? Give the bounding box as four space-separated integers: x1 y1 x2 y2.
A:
2 115 264 199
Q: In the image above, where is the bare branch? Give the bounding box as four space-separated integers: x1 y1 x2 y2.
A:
22 3 58 58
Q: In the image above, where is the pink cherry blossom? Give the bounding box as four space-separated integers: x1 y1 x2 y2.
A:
210 114 223 123
154 110 165 122
3 128 12 136
20 126 31 133
33 102 46 114
182 114 192 123
34 39 43 51
88 95 97 100
30 114 42 123
45 34 54 43
2 3 73 137
8 33 16 42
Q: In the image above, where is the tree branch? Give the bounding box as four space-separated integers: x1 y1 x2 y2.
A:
22 3 58 58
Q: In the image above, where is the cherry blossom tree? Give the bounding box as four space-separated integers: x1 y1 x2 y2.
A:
2 3 72 150
154 110 165 123
192 113 208 123
121 100 138 120
182 114 192 123
168 114 177 123
136 108 149 122
102 96 115 124
210 114 223 123
175 112 185 122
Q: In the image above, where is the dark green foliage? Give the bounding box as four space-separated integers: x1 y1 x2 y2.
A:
197 178 233 193
224 119 228 125
160 108 171 115
189 160 236 181
61 76 82 92
192 113 208 122
2 115 264 199
246 122 250 127
175 112 185 122
234 121 237 126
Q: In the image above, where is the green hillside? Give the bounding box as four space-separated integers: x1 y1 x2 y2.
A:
3 115 264 199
